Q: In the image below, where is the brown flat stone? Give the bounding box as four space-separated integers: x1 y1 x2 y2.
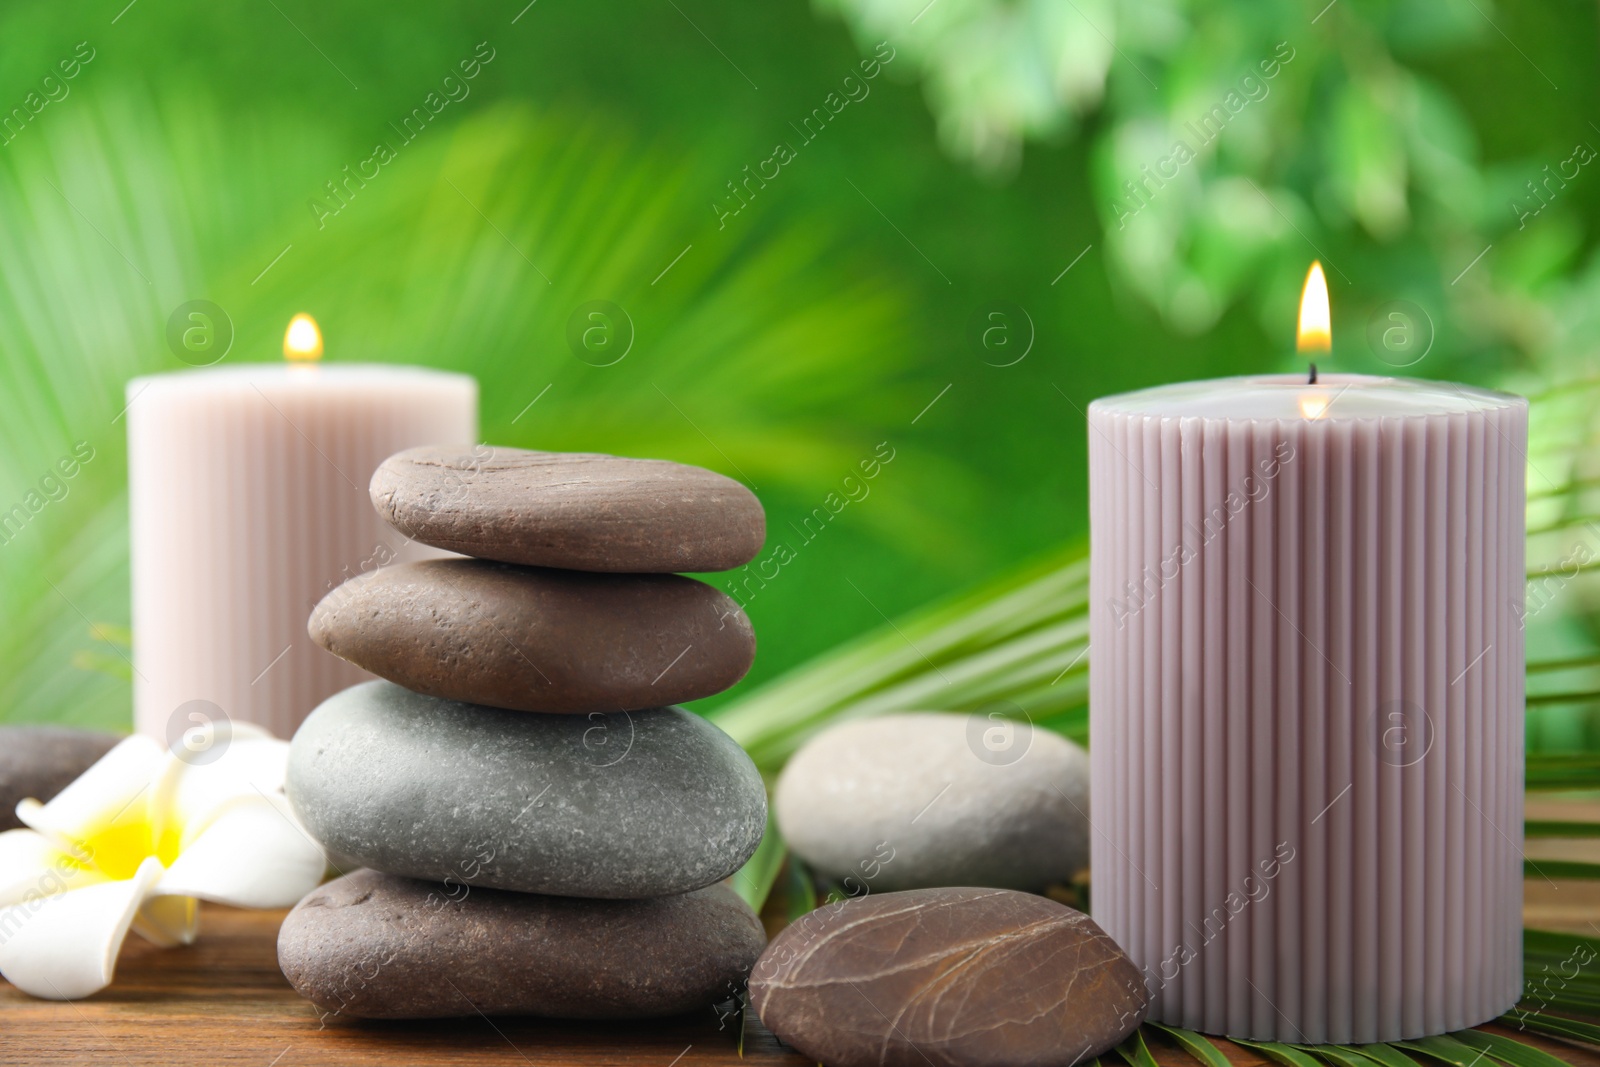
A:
278 869 767 1020
749 887 1149 1067
0 726 121 830
309 559 755 713
370 445 765 573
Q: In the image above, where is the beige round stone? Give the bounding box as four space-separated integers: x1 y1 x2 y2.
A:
774 711 1089 892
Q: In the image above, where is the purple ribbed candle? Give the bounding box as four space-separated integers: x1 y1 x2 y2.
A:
128 364 477 743
1087 374 1526 1043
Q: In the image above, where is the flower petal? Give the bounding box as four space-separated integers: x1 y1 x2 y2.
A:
152 793 324 909
151 732 292 852
0 830 105 906
131 894 199 948
0 856 161 1000
16 735 165 866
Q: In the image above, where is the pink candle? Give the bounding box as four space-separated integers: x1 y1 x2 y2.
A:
1087 371 1526 1043
127 318 477 743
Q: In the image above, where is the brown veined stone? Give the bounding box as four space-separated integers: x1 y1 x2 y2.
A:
750 886 1149 1067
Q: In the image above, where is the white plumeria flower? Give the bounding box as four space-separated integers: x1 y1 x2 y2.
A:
0 723 326 1000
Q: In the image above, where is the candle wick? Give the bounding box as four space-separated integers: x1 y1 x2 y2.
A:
1308 362 1318 385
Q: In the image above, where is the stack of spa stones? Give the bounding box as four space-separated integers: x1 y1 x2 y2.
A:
277 445 770 1020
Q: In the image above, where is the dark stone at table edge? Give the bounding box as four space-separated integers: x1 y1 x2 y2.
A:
0 726 121 831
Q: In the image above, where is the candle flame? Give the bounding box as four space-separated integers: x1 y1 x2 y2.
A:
1296 261 1331 354
283 314 323 362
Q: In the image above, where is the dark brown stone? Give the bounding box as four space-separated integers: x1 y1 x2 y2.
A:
749 887 1148 1067
370 445 765 573
278 869 766 1020
309 559 755 713
0 726 121 830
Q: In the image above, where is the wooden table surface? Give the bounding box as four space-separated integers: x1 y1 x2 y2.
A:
1 902 1596 1067
5 798 1600 1065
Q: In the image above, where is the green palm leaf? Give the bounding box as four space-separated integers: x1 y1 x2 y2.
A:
711 547 1088 769
1147 1023 1234 1067
1499 1013 1600 1049
0 86 943 729
730 811 786 912
1525 859 1600 880
1114 1028 1163 1067
1525 821 1600 838
1451 1028 1578 1067
1395 1034 1496 1066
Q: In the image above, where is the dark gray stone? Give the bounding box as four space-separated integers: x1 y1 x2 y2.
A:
308 559 755 713
278 869 766 1020
0 726 121 830
750 887 1149 1067
286 681 767 899
369 445 765 573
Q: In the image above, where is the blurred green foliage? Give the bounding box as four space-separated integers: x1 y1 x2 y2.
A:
0 1 1597 745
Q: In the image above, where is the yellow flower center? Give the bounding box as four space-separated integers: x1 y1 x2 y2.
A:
68 807 182 881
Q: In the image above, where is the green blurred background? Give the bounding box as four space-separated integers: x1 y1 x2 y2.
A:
2 0 1598 752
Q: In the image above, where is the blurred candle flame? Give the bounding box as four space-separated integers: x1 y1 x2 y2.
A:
283 314 323 362
1300 395 1329 419
1296 261 1331 354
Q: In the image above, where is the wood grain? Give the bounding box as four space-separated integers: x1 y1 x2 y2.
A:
10 794 1600 1066
0 904 804 1066
2 901 1596 1066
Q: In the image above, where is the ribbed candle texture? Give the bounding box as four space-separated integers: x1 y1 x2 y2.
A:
128 364 477 743
1087 375 1526 1043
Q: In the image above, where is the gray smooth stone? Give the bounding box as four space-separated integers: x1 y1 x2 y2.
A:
308 559 755 714
0 726 121 830
279 869 766 1020
774 712 1090 892
369 445 766 573
286 681 767 899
